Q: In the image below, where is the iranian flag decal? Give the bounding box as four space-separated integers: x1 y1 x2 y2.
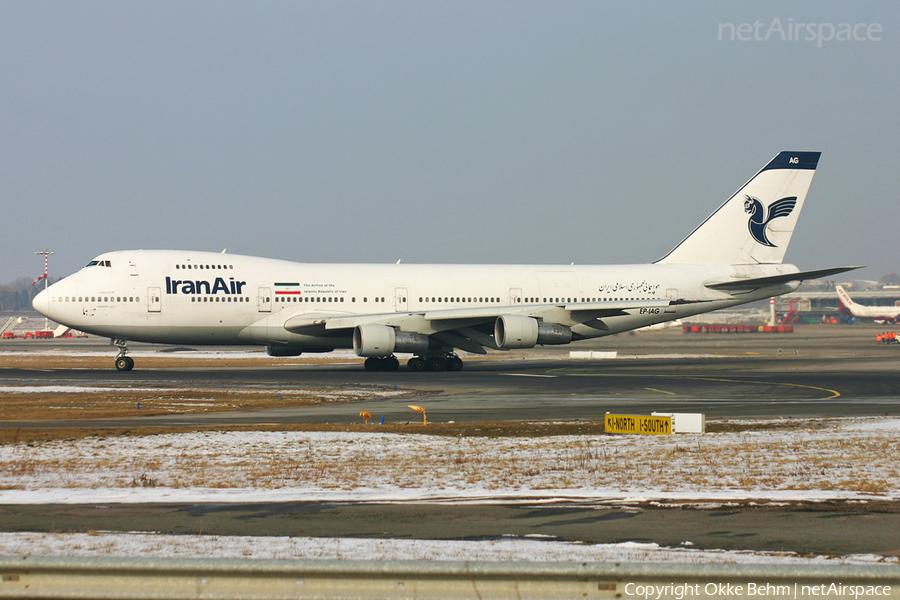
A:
275 283 301 295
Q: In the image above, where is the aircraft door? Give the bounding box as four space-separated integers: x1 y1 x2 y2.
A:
509 288 523 305
665 288 678 313
394 287 408 312
258 287 272 313
147 287 161 313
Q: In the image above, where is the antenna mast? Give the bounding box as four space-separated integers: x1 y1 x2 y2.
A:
34 250 53 332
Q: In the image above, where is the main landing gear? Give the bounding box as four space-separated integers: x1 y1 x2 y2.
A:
363 352 464 372
364 356 400 372
407 353 463 372
113 338 134 372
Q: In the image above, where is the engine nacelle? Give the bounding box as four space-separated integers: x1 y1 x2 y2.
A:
352 324 429 357
394 331 430 354
494 315 572 349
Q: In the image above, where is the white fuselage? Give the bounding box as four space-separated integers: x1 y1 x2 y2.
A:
33 249 799 352
841 301 900 321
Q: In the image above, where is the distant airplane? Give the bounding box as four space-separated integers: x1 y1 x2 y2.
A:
836 285 900 323
33 151 859 372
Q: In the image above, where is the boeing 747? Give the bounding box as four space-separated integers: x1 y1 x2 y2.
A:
32 152 859 372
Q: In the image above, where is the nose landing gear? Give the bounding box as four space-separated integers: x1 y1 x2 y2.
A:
113 339 134 371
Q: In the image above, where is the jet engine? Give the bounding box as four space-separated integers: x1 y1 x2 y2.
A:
494 315 572 349
352 324 430 356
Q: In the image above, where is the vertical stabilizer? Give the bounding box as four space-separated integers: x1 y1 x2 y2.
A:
656 152 820 265
835 285 857 309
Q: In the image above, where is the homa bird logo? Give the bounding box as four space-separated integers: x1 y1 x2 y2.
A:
743 195 797 247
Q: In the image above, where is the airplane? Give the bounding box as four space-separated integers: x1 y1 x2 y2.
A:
32 151 859 373
836 285 900 323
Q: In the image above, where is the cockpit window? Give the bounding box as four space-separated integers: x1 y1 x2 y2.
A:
86 260 112 267
86 260 99 267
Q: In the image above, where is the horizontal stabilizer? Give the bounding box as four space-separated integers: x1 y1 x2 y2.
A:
705 266 862 291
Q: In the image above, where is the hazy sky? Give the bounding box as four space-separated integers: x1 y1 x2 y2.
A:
1 1 897 283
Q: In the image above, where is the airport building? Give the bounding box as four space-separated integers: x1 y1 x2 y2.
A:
778 284 900 323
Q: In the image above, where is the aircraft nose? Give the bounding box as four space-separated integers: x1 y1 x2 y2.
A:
32 288 50 316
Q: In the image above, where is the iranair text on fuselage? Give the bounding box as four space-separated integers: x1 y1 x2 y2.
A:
165 276 247 296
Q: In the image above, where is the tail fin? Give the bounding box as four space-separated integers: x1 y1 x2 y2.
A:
656 152 820 265
835 285 856 309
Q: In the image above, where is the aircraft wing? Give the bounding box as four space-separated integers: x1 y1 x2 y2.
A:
280 299 678 353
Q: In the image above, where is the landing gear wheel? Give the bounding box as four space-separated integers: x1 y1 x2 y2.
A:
364 357 382 371
382 356 400 372
426 356 446 372
407 357 426 372
446 356 463 371
112 338 133 371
